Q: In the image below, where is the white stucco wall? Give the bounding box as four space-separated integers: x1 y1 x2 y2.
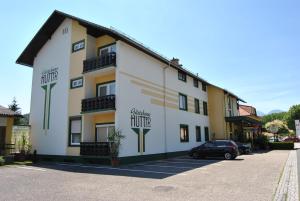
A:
30 19 72 155
116 41 209 157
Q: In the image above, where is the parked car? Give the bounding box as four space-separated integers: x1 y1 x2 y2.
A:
283 137 300 142
188 140 239 160
236 142 252 155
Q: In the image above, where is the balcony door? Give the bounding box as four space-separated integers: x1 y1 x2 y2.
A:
98 44 116 56
95 124 115 142
97 82 115 97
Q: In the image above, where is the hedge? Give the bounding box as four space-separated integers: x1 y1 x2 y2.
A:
0 156 5 166
269 142 294 150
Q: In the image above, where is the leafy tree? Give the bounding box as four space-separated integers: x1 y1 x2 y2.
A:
262 112 286 125
284 104 300 131
8 97 22 125
265 120 289 134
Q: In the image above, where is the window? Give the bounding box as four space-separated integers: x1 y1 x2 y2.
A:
194 98 200 114
196 126 201 142
69 117 81 146
178 70 187 82
202 82 207 92
96 124 115 142
98 43 116 56
179 93 188 111
205 127 209 141
72 40 85 52
180 124 189 142
193 78 198 88
203 101 208 116
97 81 115 97
70 77 83 89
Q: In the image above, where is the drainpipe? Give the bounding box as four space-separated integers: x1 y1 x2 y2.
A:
163 61 170 157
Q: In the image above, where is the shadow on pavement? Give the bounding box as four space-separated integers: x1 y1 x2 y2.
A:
27 156 244 179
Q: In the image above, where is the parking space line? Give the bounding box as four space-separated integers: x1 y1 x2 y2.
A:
15 166 47 172
169 158 221 162
56 163 187 176
155 160 212 165
135 164 198 169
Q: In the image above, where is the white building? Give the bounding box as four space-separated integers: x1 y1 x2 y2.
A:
16 10 225 163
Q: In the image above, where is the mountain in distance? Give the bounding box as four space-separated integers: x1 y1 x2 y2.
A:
268 109 285 114
256 109 285 117
256 111 265 116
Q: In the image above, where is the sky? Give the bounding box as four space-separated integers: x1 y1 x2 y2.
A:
0 0 299 114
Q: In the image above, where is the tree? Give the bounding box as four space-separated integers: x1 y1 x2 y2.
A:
8 97 22 125
265 120 289 134
262 112 286 124
284 104 300 131
8 97 21 114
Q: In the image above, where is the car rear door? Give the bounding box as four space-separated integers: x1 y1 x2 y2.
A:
213 141 226 157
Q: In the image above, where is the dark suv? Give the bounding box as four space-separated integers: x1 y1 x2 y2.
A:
189 140 239 160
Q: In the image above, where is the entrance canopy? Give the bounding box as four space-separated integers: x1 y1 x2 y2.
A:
225 115 262 126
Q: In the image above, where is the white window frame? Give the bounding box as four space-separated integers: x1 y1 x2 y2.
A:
70 77 83 89
70 118 82 146
97 82 115 97
95 124 115 142
98 44 116 56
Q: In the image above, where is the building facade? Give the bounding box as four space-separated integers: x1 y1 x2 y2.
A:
207 85 242 140
17 11 214 162
0 105 20 155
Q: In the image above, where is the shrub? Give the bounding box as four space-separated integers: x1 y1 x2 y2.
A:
269 142 294 150
253 135 269 149
0 156 5 166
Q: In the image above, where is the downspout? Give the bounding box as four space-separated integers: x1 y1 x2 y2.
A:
163 61 170 157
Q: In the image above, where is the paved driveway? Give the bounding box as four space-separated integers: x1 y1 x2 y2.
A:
0 150 289 201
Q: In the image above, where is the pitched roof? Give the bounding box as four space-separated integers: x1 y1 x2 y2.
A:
239 105 257 116
0 105 21 117
16 10 245 102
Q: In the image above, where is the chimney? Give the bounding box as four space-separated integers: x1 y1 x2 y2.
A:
170 58 182 67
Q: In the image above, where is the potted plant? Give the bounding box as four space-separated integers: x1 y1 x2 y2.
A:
108 128 125 167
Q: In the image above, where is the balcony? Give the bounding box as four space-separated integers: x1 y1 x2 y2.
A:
80 142 111 156
83 52 116 73
81 95 115 113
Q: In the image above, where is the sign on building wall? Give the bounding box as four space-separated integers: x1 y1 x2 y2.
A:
295 120 300 137
130 108 151 154
41 67 58 130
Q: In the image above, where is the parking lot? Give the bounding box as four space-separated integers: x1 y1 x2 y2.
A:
0 150 289 201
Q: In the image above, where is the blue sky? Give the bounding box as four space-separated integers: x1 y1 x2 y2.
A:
0 0 299 114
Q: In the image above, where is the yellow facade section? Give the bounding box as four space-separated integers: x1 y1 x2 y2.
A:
93 112 115 124
207 86 226 140
68 20 87 117
92 73 116 97
5 117 14 144
95 35 116 52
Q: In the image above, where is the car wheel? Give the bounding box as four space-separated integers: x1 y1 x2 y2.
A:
224 152 232 160
192 152 200 159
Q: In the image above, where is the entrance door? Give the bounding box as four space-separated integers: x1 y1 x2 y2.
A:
95 124 115 142
0 127 6 153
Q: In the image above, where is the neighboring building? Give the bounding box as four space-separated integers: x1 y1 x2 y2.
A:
16 10 249 162
207 85 244 140
0 105 21 155
12 125 31 153
208 85 262 142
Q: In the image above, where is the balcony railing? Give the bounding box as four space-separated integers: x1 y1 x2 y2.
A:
81 95 115 113
83 52 116 73
80 142 111 156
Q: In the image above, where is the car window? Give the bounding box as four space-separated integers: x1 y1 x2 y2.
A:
204 142 214 148
214 141 226 146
